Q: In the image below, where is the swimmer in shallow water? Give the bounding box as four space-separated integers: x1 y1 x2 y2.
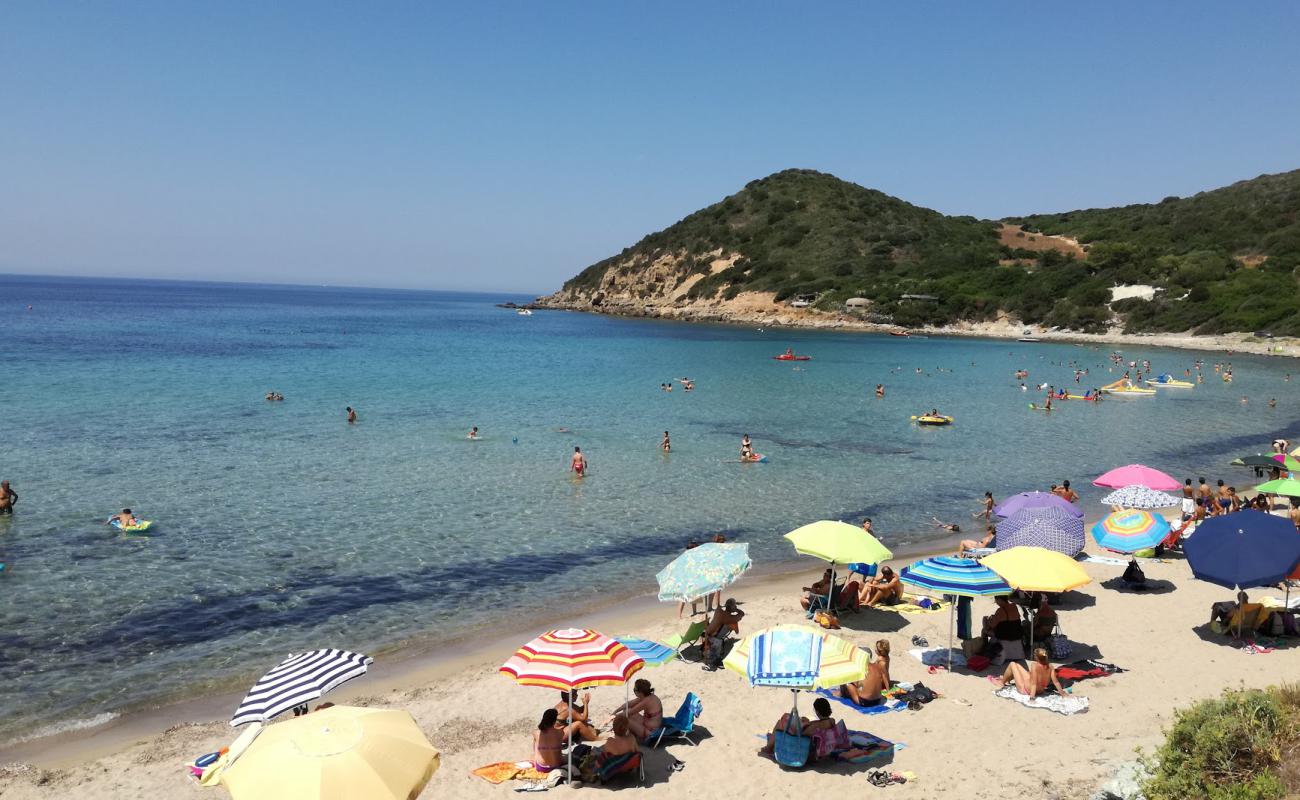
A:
112 508 139 527
468 426 479 439
661 431 671 453
570 446 587 478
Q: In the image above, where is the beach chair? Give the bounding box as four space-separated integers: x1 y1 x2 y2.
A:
644 692 702 749
593 750 644 785
663 621 707 662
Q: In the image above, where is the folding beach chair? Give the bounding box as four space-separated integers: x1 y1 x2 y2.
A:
644 692 702 749
663 620 707 662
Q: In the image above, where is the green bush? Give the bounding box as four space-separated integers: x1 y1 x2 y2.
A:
1142 685 1300 800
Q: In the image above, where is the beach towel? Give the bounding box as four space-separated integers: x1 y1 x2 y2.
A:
837 730 897 764
1056 659 1126 682
994 686 1089 715
1263 596 1300 610
749 628 822 687
473 762 551 784
1083 554 1168 566
814 688 907 715
908 647 967 668
893 594 946 614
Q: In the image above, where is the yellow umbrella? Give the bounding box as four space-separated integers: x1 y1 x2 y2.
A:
722 624 870 689
221 705 439 800
981 546 1091 593
785 520 892 566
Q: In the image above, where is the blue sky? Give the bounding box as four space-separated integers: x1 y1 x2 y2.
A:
3 2 1298 293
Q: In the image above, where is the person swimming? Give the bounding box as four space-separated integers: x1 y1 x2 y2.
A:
112 508 139 527
875 384 884 397
346 406 357 423
468 426 479 440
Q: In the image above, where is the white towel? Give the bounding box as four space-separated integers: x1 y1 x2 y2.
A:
994 685 1089 715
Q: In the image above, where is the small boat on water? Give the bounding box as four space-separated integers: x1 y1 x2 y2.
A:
912 414 953 426
1017 328 1039 342
517 308 533 316
773 348 812 361
1147 374 1193 389
889 330 910 337
1101 379 1156 396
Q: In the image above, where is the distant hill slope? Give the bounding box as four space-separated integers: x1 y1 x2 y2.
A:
540 167 1300 335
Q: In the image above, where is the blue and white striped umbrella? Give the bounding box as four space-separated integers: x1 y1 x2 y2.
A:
996 506 1086 558
899 556 1011 597
656 543 752 602
615 637 678 667
1100 485 1181 509
230 648 373 727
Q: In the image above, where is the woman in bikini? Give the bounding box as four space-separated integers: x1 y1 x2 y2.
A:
839 640 891 706
555 690 599 743
610 678 661 739
992 647 1063 699
532 709 565 772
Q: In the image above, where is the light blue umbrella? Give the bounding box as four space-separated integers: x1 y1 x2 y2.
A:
656 543 751 602
614 637 678 667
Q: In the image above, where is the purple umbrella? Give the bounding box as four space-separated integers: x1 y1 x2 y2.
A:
992 491 1083 520
996 506 1086 557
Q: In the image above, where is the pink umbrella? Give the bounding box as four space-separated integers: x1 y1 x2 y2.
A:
1093 464 1180 491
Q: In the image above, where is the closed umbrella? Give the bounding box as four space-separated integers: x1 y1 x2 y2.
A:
1091 509 1171 553
899 556 1010 669
656 542 751 603
231 649 374 727
996 506 1086 557
500 629 644 783
785 520 892 610
1093 464 1180 491
1099 486 1180 510
993 491 1082 519
220 705 439 800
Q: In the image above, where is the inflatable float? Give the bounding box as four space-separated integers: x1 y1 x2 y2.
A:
912 415 953 426
740 453 768 463
110 519 154 533
1064 394 1100 402
772 354 812 361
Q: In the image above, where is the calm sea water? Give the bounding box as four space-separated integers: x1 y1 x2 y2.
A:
1 274 1296 743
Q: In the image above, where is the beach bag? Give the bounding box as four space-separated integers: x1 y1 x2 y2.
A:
1121 560 1147 585
1048 624 1073 659
902 682 937 705
814 610 840 630
773 714 811 768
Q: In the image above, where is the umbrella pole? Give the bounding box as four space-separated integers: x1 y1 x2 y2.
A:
826 562 836 613
947 601 955 672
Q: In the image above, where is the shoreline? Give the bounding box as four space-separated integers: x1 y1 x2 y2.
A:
0 532 969 769
530 302 1300 359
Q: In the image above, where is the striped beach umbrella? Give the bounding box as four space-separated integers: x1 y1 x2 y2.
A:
993 491 1082 519
615 636 679 667
723 625 868 717
900 556 1010 670
500 628 644 690
1099 485 1181 509
996 506 1086 557
1091 509 1172 553
656 542 752 602
230 649 373 727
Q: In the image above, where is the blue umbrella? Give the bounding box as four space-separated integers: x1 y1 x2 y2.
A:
900 556 1010 670
1183 511 1300 591
614 637 678 667
993 491 1083 519
996 506 1086 557
656 543 752 602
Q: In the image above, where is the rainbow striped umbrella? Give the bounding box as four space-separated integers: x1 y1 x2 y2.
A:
500 628 644 690
1091 509 1171 553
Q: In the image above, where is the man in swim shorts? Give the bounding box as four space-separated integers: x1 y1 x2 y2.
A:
1181 479 1196 521
0 480 16 515
1197 477 1212 520
570 446 587 478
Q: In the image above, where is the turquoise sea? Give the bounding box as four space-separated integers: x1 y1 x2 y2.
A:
1 274 1296 744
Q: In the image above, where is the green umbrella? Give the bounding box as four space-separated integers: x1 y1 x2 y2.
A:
1254 479 1300 498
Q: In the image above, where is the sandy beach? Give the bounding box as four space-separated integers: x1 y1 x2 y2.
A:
5 524 1298 800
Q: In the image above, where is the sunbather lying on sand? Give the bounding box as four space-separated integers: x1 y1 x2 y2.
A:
839 640 891 706
991 647 1063 699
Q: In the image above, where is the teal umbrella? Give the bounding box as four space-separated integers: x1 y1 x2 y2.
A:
614 637 678 667
656 543 751 603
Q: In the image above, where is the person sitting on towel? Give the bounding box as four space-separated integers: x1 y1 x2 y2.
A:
532 709 566 772
991 647 1063 699
860 566 902 607
838 639 891 706
760 697 837 756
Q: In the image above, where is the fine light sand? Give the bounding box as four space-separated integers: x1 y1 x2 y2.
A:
4 533 1299 799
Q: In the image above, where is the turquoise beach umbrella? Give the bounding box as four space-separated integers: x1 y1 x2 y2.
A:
614 637 679 667
656 543 752 603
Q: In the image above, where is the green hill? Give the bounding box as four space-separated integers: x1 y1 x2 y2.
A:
548 167 1300 335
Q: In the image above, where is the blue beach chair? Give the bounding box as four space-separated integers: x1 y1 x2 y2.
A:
644 692 702 749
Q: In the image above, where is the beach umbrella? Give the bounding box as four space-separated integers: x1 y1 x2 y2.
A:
1183 511 1300 591
1238 455 1283 469
982 547 1092 593
1099 486 1180 510
785 520 892 609
993 491 1083 519
230 649 374 727
1255 478 1300 498
1273 454 1300 473
1091 509 1171 553
656 542 751 603
500 628 644 783
899 556 1010 670
1093 464 1180 491
996 506 1086 557
220 705 439 800
723 625 869 717
614 637 678 667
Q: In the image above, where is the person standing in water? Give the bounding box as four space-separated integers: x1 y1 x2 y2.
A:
874 384 885 398
0 480 16 515
740 434 753 460
570 446 587 478
346 407 357 423
661 431 671 453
